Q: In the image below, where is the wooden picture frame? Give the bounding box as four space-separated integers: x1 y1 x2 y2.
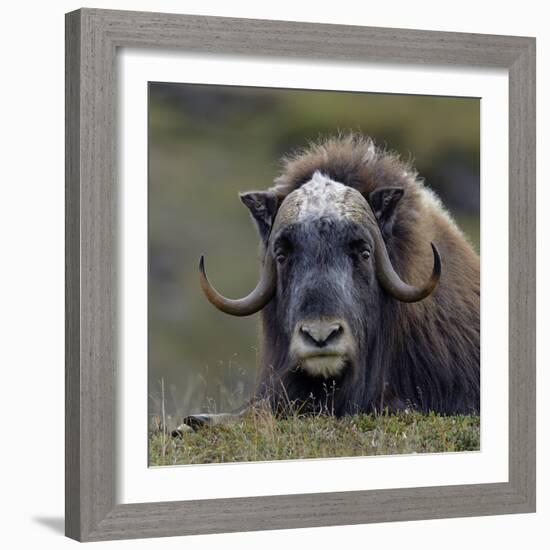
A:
65 8 536 542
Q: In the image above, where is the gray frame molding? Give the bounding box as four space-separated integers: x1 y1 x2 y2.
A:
65 8 536 542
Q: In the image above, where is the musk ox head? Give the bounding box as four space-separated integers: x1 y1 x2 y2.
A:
199 171 440 383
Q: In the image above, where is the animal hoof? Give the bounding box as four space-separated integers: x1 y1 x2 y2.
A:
183 414 212 430
170 423 195 437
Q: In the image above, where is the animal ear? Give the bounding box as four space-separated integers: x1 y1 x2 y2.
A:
368 187 405 235
239 191 279 241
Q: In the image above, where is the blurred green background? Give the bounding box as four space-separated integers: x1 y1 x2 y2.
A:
148 83 480 423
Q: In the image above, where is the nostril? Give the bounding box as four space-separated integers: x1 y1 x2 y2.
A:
324 323 343 346
299 322 343 348
300 325 321 347
329 323 342 338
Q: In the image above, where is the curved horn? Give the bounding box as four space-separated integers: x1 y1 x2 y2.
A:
373 232 441 303
199 252 277 316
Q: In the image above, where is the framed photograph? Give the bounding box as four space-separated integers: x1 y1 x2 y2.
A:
65 8 536 542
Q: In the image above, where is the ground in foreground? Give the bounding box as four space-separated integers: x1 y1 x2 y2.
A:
149 409 480 466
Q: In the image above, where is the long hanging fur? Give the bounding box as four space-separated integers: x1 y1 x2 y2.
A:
257 134 480 415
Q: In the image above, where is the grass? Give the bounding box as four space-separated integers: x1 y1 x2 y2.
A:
149 406 480 466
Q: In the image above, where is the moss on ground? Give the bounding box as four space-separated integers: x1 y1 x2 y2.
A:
149 409 480 466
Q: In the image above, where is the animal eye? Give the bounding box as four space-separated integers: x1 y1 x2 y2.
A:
273 235 292 265
349 240 371 263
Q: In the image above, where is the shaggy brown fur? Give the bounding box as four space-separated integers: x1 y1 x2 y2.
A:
260 133 480 414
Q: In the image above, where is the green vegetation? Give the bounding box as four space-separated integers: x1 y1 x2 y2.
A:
149 408 480 466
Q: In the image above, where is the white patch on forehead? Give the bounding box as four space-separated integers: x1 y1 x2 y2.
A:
273 171 372 228
295 171 348 220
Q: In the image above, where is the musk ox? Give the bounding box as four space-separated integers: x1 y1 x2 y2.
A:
189 134 479 427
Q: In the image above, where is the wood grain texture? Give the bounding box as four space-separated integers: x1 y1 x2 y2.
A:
65 7 536 542
65 11 81 541
507 40 536 508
